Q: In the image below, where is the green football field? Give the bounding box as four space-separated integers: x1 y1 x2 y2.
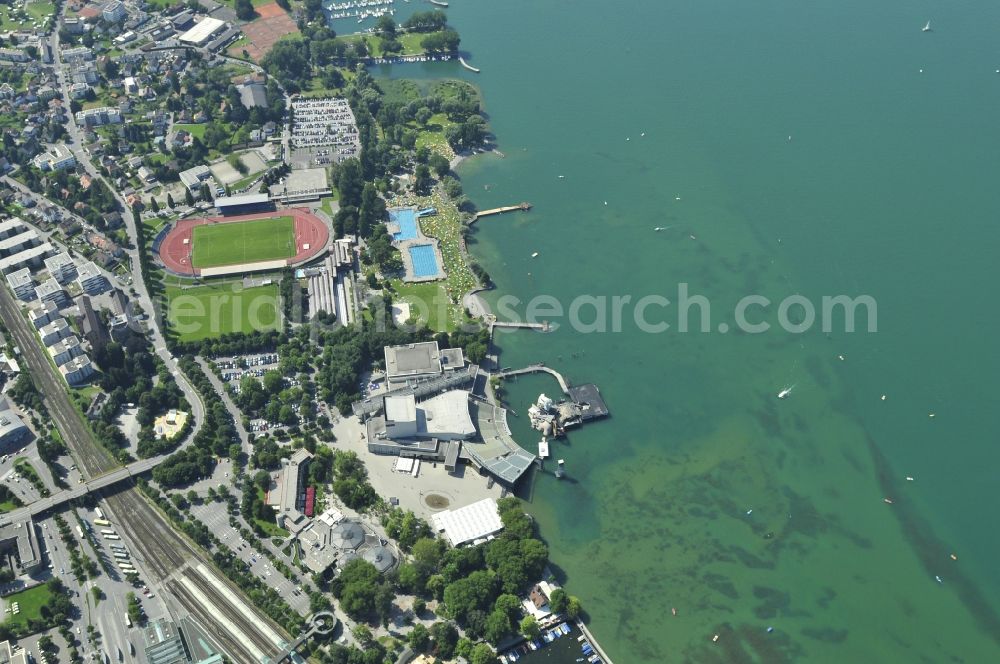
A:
190 217 296 268
166 282 281 341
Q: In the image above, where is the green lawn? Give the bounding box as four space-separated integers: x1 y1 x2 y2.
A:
255 488 289 537
191 217 295 268
166 282 281 341
390 280 460 332
1 584 54 632
413 113 457 160
174 123 207 140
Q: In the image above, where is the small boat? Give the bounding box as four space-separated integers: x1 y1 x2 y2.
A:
531 252 539 258
430 0 449 6
922 21 932 32
558 175 565 178
905 476 915 481
950 553 958 560
935 575 943 584
654 227 664 232
671 607 677 616
777 385 794 399
884 497 894 505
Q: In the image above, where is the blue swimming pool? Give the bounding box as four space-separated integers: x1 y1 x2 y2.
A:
409 244 440 278
390 208 418 241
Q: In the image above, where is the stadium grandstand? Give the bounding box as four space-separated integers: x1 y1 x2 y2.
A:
214 193 274 216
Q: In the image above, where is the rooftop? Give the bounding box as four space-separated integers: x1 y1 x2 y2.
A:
214 192 270 207
384 341 443 382
430 498 504 547
178 17 225 44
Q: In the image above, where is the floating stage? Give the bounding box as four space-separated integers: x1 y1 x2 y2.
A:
567 384 609 422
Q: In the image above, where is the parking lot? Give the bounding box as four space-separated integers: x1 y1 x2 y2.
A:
214 352 280 383
190 502 310 614
289 97 360 168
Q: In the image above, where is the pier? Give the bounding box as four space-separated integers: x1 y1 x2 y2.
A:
491 319 550 333
458 56 480 73
470 202 532 223
494 364 571 394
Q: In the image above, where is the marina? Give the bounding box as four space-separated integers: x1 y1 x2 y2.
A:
499 621 611 664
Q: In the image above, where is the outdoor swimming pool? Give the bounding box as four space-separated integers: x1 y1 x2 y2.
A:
390 208 418 241
408 244 440 278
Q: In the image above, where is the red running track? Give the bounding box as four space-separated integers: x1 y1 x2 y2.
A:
158 208 329 277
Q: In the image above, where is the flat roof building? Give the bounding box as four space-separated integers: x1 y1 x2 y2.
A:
29 300 59 329
384 341 463 386
178 17 225 46
431 498 504 547
48 335 84 367
35 277 67 308
44 251 77 284
0 640 28 664
213 192 272 215
60 355 95 385
5 267 33 301
179 164 211 191
143 620 188 664
0 517 41 574
0 242 55 274
77 260 108 295
266 449 313 526
0 405 30 452
39 316 71 347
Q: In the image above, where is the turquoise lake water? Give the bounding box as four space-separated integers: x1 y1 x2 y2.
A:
375 0 1000 661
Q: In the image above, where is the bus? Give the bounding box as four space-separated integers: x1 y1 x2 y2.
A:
94 519 111 527
103 534 121 540
124 615 131 629
100 529 116 536
76 526 84 539
110 544 127 551
95 507 105 520
113 553 129 560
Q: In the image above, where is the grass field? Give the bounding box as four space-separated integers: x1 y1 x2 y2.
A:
174 123 207 140
1 584 54 631
166 282 281 341
191 217 295 268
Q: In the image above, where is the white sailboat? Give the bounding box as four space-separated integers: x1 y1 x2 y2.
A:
777 385 795 399
922 21 932 32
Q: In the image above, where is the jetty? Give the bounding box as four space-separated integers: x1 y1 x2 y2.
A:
458 56 480 73
495 364 570 393
491 319 549 333
470 202 532 224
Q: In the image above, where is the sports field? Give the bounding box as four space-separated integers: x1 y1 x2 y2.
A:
166 281 281 341
190 216 295 268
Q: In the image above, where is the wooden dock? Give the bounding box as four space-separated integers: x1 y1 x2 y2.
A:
470 202 532 224
494 364 570 393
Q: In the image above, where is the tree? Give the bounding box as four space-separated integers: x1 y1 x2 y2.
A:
469 643 498 664
149 197 159 213
548 588 568 614
415 107 433 126
185 188 194 206
520 615 540 639
407 623 429 651
430 621 459 659
413 164 432 195
166 193 175 209
429 153 450 178
235 0 256 21
566 595 583 619
375 14 396 37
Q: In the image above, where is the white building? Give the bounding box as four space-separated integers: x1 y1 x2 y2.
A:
76 261 108 295
48 335 83 366
29 301 59 329
32 144 76 172
430 498 504 547
75 107 122 127
177 17 225 47
5 268 34 301
35 278 68 308
59 356 94 385
179 164 212 193
39 317 71 347
102 1 127 23
44 252 77 284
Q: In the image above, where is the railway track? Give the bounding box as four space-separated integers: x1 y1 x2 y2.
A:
1 285 289 663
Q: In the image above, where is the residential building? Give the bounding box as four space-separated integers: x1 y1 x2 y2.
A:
61 46 94 62
77 261 108 294
29 300 59 329
5 267 34 301
32 144 77 172
39 317 71 346
102 0 127 23
59 356 94 385
44 252 78 283
49 335 83 366
75 106 122 127
35 278 68 308
0 49 28 63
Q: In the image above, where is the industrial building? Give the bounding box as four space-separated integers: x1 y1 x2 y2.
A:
177 17 226 47
0 404 30 452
